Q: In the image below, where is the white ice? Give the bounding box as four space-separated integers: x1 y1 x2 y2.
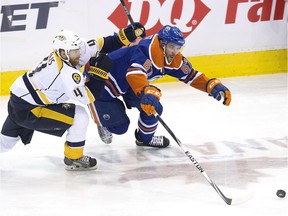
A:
0 73 287 216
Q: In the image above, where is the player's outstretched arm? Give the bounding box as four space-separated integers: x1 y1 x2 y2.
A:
100 22 146 53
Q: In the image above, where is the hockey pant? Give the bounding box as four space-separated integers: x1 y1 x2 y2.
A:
0 94 88 159
88 92 163 144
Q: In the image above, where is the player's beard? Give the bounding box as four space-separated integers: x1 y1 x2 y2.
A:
68 49 81 67
69 58 80 67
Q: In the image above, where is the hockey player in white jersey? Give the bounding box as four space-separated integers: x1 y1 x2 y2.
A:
0 24 146 170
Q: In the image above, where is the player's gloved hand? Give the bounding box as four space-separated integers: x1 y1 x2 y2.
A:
207 78 231 106
117 22 146 46
140 85 162 116
87 53 113 80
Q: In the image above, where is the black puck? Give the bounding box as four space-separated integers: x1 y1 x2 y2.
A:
276 189 286 198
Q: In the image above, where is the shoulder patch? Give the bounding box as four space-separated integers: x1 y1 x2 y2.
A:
72 73 81 84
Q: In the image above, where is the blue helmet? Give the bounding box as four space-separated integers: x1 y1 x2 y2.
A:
158 25 185 46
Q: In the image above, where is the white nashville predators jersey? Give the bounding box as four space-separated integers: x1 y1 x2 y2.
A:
10 51 95 106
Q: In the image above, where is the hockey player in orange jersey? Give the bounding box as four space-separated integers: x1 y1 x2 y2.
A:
85 25 231 147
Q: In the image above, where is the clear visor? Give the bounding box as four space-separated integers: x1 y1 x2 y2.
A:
69 39 85 56
78 40 86 54
79 40 89 66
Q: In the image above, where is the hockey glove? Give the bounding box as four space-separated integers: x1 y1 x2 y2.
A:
140 85 162 116
207 78 231 106
87 53 113 80
117 22 146 46
85 77 105 99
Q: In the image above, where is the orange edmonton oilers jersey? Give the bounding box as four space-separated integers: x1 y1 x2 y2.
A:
98 34 209 98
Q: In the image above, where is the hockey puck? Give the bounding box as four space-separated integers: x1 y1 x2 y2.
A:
276 189 286 198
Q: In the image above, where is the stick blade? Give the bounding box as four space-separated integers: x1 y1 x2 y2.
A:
230 192 253 205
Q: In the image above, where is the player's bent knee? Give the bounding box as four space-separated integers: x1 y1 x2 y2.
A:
108 119 130 135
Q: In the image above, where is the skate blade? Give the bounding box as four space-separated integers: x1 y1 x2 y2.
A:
101 137 113 144
65 164 98 171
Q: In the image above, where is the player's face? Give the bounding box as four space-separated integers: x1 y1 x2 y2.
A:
164 43 182 63
68 49 81 66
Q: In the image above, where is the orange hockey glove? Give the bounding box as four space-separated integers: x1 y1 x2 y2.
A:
140 85 162 116
207 78 231 106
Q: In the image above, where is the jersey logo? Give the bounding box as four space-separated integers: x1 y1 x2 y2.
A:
72 73 81 84
181 64 190 74
103 114 110 121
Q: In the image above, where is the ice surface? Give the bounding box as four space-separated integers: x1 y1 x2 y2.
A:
0 73 287 216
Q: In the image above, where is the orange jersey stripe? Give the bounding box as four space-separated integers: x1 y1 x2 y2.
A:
105 80 121 97
126 73 149 97
190 73 209 92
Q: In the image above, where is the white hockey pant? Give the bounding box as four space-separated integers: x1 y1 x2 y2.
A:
66 105 89 143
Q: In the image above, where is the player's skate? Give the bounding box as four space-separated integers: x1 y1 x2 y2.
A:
97 125 113 144
64 155 97 171
135 129 170 148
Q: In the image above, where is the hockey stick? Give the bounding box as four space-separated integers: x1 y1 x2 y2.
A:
120 0 135 27
119 0 144 37
155 113 253 205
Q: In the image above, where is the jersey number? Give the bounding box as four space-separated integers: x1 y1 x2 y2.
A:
73 87 83 97
28 53 54 77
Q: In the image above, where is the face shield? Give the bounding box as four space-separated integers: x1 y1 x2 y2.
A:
79 40 96 66
67 40 86 67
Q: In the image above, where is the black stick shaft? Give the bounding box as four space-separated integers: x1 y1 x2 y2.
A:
120 0 135 27
155 113 232 205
